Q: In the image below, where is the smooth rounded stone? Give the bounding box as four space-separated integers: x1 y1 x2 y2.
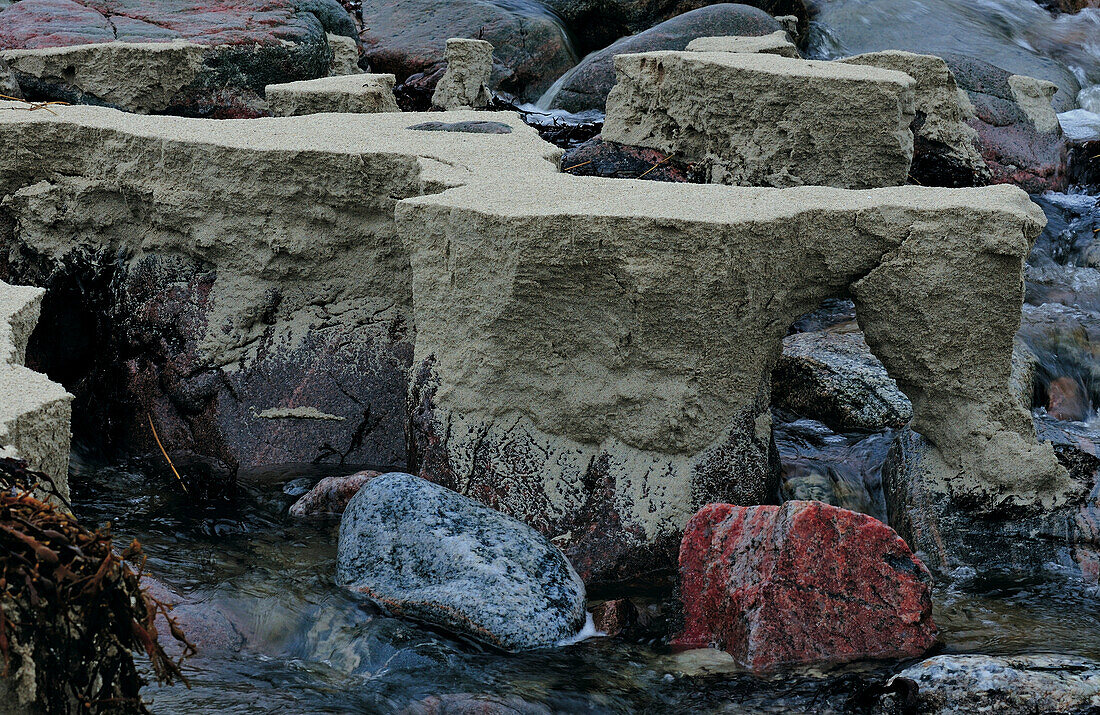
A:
359 0 576 102
539 0 808 55
336 473 587 651
676 501 939 672
543 4 783 112
431 38 492 110
1060 108 1100 142
288 469 380 516
772 326 913 432
888 654 1100 714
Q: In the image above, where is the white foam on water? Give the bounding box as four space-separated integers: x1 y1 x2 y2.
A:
556 612 604 646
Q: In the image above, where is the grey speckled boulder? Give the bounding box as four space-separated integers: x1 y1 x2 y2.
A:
336 472 587 651
887 654 1100 714
772 326 912 431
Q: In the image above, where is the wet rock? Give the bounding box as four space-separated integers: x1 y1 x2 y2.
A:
837 51 990 187
288 470 380 516
359 0 575 102
883 427 1100 582
1068 139 1100 186
810 0 1089 111
1017 302 1100 415
545 4 783 112
401 694 552 715
943 55 1070 192
432 38 492 110
266 73 399 116
590 598 641 638
676 501 938 671
541 0 808 55
336 473 587 651
0 0 357 116
1046 375 1090 421
774 416 894 520
142 577 245 655
889 654 1100 714
602 51 916 188
772 326 913 431
560 136 705 182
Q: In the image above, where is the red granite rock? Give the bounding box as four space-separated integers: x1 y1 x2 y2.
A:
676 501 938 672
289 470 381 517
591 598 640 638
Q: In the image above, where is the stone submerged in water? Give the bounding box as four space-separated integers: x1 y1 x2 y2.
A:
288 470 380 516
676 500 938 672
336 473 587 651
886 654 1100 714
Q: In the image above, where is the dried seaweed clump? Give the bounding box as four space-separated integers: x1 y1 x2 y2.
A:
0 458 191 714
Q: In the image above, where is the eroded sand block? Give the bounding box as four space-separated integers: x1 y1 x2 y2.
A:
838 51 989 186
328 33 363 76
432 38 493 110
602 51 916 188
0 281 72 499
398 176 1067 584
2 40 207 114
0 103 558 471
266 73 399 116
685 31 798 57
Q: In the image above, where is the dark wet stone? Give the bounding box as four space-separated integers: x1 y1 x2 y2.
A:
941 53 1069 193
336 473 587 651
546 4 782 112
359 0 576 102
407 121 513 134
541 0 808 55
884 427 1100 583
560 136 705 182
772 326 913 432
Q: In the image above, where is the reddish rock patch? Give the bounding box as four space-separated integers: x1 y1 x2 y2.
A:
676 501 938 672
289 470 381 516
0 0 356 115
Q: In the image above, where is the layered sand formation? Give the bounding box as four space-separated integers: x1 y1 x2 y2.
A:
0 49 1065 582
0 281 72 498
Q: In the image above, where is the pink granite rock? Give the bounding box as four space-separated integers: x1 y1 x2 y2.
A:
676 501 938 672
